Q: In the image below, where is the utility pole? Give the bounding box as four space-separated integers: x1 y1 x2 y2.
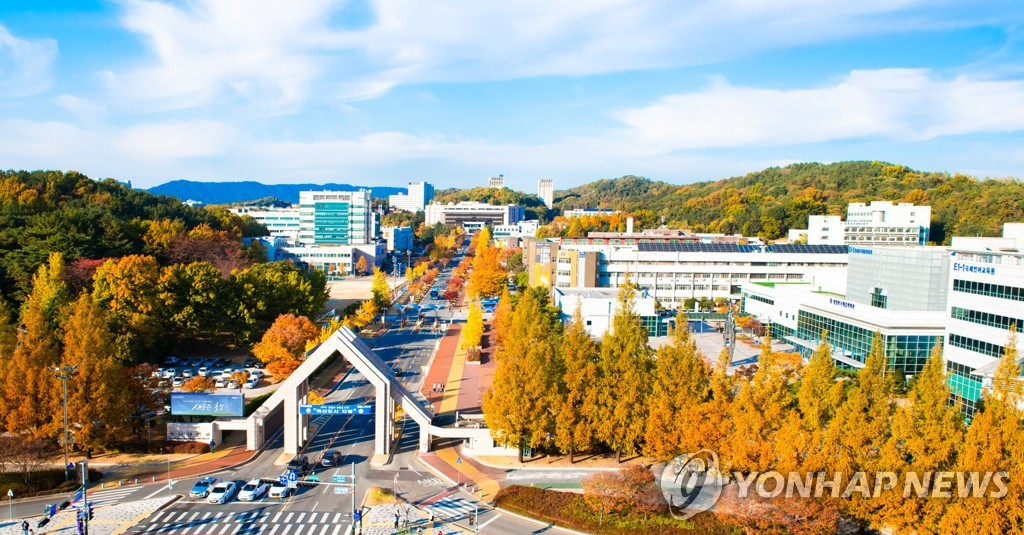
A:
49 365 79 482
80 461 89 535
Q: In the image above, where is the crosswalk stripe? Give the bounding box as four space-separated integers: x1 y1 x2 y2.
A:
319 523 331 535
295 513 305 524
331 525 341 535
150 512 166 523
332 513 341 524
284 513 294 523
280 524 293 535
271 512 282 523
268 523 280 535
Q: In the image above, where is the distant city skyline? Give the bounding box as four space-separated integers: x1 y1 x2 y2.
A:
1 1 1022 189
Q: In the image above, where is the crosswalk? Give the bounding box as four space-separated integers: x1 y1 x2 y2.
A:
85 486 142 507
425 496 477 520
416 477 444 487
133 510 350 535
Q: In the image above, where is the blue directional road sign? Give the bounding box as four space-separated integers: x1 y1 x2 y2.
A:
278 475 288 485
332 475 347 483
298 403 372 416
286 471 298 482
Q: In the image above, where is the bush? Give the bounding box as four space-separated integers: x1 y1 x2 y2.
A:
245 391 275 416
494 485 733 535
0 468 104 498
169 441 210 454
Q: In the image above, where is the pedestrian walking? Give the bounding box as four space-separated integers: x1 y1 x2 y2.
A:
394 512 400 528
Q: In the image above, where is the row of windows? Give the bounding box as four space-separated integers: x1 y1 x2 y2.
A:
746 294 775 306
950 306 1024 331
946 361 983 419
952 278 1024 302
948 333 1004 359
794 311 938 374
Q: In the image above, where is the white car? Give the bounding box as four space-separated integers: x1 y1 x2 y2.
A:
162 368 176 379
206 481 239 504
181 369 193 378
172 376 184 388
215 378 227 388
237 479 270 501
268 480 290 499
197 367 209 377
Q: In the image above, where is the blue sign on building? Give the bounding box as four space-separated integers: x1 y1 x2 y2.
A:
170 393 244 417
299 403 373 416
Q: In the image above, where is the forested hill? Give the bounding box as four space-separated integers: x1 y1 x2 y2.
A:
554 161 1024 244
148 180 405 204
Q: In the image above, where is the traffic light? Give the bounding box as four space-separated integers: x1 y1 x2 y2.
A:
87 503 94 521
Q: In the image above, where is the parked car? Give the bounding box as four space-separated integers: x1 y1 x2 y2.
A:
162 368 176 379
207 481 239 504
237 478 270 501
215 358 230 367
164 356 180 366
320 450 341 467
226 381 240 390
181 369 193 379
172 376 184 388
154 367 166 378
249 370 263 380
214 378 226 389
253 360 266 369
189 476 221 498
268 480 290 499
203 358 217 367
197 367 209 377
244 378 258 389
244 357 256 367
286 455 310 475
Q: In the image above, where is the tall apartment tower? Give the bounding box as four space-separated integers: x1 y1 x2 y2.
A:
298 190 373 245
537 179 554 208
388 181 434 212
488 174 505 189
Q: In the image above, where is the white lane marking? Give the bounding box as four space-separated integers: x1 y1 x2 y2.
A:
332 513 342 524
271 512 282 523
219 523 233 535
332 525 342 535
280 524 293 535
295 512 306 524
284 513 294 523
319 524 331 535
268 524 281 535
479 514 501 529
150 512 166 523
310 502 318 512
189 512 201 522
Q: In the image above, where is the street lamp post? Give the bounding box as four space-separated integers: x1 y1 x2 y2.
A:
7 489 12 520
48 364 79 482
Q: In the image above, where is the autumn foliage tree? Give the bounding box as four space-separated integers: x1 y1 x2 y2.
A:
180 376 216 392
553 304 600 463
462 302 483 350
581 464 665 518
253 314 320 378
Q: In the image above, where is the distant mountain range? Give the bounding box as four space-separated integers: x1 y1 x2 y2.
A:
147 180 406 205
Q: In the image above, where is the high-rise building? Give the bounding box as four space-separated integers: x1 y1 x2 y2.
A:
298 190 373 245
388 181 434 212
488 175 505 189
381 226 414 253
537 179 554 208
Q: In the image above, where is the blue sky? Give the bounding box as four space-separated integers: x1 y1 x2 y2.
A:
1 1 1023 190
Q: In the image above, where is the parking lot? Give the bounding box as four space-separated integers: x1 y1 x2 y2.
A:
155 355 276 397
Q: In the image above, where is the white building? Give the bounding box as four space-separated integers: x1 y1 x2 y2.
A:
539 241 848 308
381 226 414 253
492 220 539 242
552 287 668 339
944 223 1024 417
488 175 505 189
229 206 301 240
298 190 373 245
805 202 931 246
247 236 384 280
537 179 554 208
388 181 434 213
425 201 525 229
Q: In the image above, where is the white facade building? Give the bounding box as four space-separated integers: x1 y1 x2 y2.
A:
805 202 931 246
944 224 1024 417
552 287 665 339
537 179 554 208
544 242 849 308
388 181 434 213
425 202 525 228
492 220 539 242
563 208 620 218
488 175 505 189
298 190 373 245
229 206 301 240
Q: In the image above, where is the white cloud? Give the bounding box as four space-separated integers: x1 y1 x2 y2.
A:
117 120 239 158
614 69 1024 150
0 24 58 97
108 0 1014 110
54 94 105 121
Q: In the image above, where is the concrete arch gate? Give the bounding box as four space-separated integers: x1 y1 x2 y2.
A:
223 326 493 458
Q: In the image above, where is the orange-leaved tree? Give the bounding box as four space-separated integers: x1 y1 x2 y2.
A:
180 376 216 392
253 314 319 378
581 464 665 519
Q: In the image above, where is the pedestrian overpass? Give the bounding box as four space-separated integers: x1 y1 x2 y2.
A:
234 326 494 457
